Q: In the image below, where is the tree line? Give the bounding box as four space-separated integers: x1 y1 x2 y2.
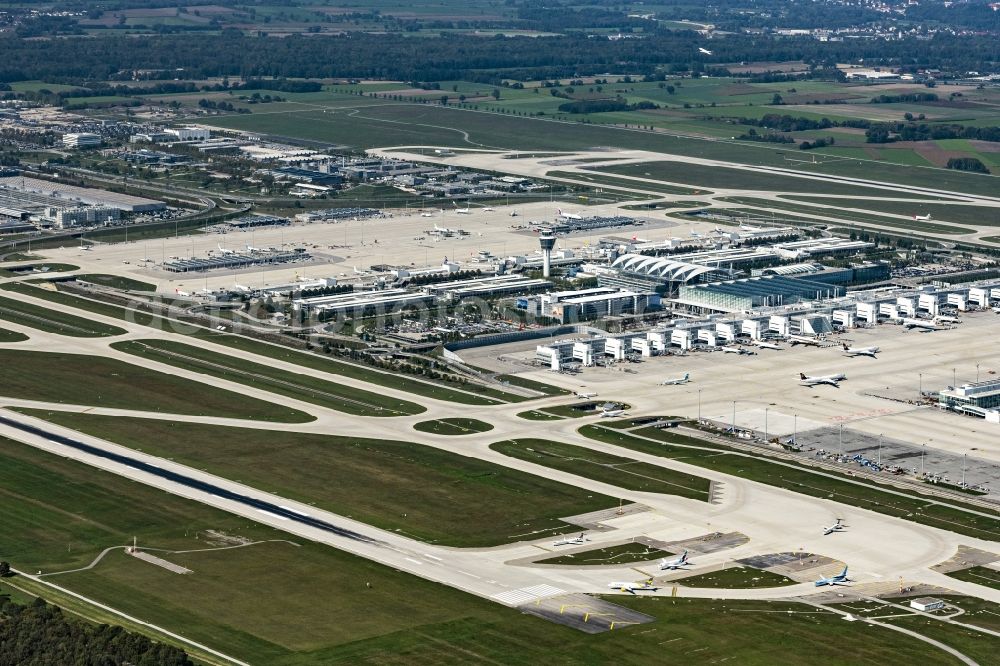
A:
0 592 193 666
0 32 997 85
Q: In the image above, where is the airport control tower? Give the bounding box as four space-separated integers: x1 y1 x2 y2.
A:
539 233 557 278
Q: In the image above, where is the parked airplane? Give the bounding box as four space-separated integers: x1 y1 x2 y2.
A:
246 244 261 253
658 550 690 570
753 340 783 350
901 317 944 332
723 346 756 355
557 207 583 221
600 408 628 418
216 244 236 255
698 47 713 55
815 566 850 587
690 228 703 238
842 343 879 358
481 206 494 212
420 212 434 218
553 533 587 546
799 372 847 387
575 391 598 399
660 373 691 385
913 213 932 221
823 519 846 535
174 289 191 297
608 579 658 593
935 314 961 325
453 202 471 215
789 335 821 347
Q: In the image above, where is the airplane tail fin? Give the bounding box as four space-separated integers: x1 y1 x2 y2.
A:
843 343 849 350
683 373 689 380
840 566 848 578
799 373 807 380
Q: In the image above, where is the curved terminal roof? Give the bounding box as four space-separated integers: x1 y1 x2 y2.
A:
611 253 715 283
759 263 824 276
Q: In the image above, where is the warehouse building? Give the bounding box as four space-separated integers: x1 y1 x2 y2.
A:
0 176 165 214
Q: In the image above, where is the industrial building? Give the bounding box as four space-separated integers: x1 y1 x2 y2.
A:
293 208 382 223
164 126 212 142
0 176 165 214
62 132 102 149
49 205 120 228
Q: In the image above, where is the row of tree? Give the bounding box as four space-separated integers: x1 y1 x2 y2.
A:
0 592 193 666
0 32 997 84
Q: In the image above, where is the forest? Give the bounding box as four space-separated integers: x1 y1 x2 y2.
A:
0 593 193 666
0 31 997 85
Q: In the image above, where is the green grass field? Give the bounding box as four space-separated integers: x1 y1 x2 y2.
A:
719 198 973 234
672 566 797 589
1 283 513 405
581 425 1000 541
538 542 672 565
412 418 494 435
516 409 566 421
19 412 616 547
112 339 424 417
496 373 570 396
782 196 1000 228
944 566 1000 591
1 350 311 422
546 170 700 195
0 435 974 665
528 401 631 419
0 327 28 342
0 294 127 337
76 274 157 291
200 94 1000 197
491 438 711 502
594 161 937 198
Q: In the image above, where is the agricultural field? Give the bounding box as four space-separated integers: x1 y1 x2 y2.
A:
19 411 619 547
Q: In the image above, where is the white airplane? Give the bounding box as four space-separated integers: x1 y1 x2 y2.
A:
232 282 250 293
600 408 628 418
216 244 236 255
913 213 931 221
552 533 587 546
699 47 713 55
815 566 850 587
935 314 961 325
575 391 598 399
420 212 434 218
481 206 494 212
722 346 755 355
174 288 191 297
901 317 944 332
658 550 690 570
660 373 691 385
608 579 658 593
690 228 703 238
842 343 879 358
557 208 583 221
246 244 261 252
823 519 846 535
453 202 471 215
789 335 821 347
800 372 847 387
753 340 783 350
